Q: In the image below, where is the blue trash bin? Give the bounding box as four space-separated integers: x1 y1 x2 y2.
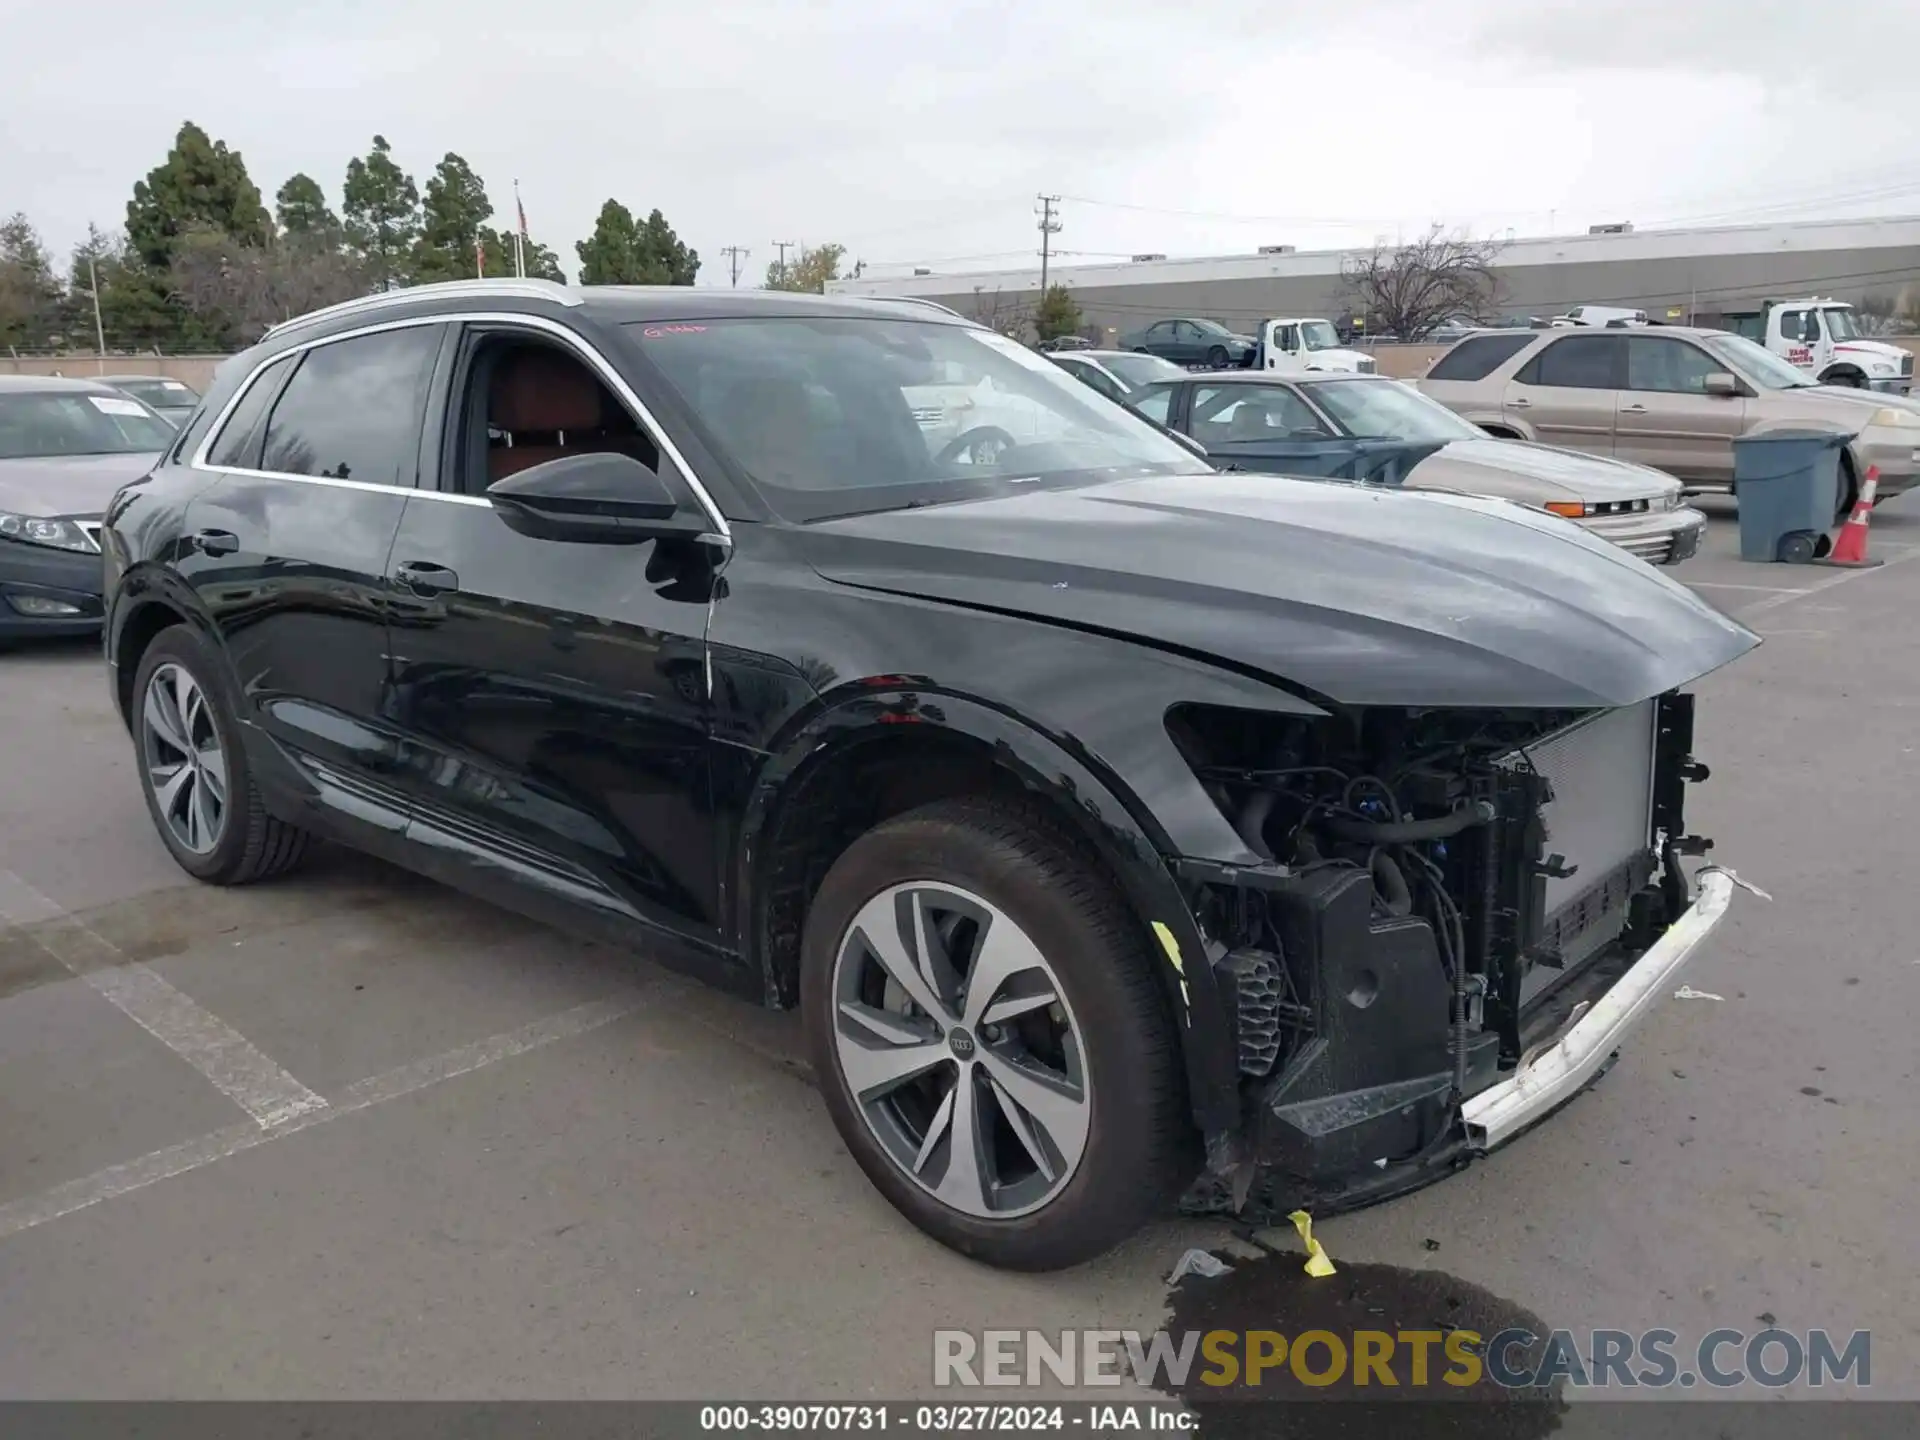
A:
1732 429 1846 563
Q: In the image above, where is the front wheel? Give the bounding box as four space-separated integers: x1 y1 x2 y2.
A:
133 624 311 884
1205 345 1229 369
802 797 1193 1270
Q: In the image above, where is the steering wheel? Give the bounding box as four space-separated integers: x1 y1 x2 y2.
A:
936 426 1017 467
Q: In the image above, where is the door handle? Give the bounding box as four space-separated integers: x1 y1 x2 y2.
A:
392 560 460 596
1509 397 1531 409
1622 403 1648 413
190 529 239 556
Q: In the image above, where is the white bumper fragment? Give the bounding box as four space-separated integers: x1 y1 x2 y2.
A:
1460 868 1736 1150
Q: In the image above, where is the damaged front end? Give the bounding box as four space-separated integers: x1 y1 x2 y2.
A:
1167 693 1733 1220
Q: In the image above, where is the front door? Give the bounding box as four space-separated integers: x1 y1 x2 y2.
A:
1505 332 1623 457
177 322 451 846
381 321 725 963
1615 335 1748 484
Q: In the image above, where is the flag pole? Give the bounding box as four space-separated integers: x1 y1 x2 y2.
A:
513 179 528 279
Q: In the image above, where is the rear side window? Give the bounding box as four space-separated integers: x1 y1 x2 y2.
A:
1522 335 1623 389
1427 332 1534 381
259 326 443 486
204 354 297 469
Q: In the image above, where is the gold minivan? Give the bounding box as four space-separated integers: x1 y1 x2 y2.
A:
1419 326 1920 520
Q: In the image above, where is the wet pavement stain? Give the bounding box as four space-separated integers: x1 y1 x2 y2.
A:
1157 1244 1567 1438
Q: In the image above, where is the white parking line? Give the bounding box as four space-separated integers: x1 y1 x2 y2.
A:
0 992 643 1242
1738 544 1920 616
0 870 326 1129
1688 581 1805 594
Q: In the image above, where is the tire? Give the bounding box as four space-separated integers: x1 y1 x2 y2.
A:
801 796 1193 1270
1823 370 1865 389
1205 345 1229 369
132 623 311 885
1835 454 1859 526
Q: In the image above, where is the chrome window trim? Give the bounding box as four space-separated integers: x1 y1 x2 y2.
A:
189 309 732 538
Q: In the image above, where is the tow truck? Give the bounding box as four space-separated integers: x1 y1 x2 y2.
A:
1250 317 1377 374
1696 297 1913 393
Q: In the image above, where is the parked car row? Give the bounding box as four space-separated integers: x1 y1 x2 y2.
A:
1416 325 1920 522
11 282 1756 1278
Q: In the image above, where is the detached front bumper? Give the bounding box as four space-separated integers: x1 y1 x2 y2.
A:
1461 867 1734 1148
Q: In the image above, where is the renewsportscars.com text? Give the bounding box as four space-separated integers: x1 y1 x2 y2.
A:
934 1327 1871 1391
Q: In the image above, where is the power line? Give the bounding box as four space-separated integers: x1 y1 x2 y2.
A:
718 244 751 287
771 240 795 280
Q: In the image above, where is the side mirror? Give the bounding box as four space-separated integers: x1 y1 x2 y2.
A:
485 452 710 545
1703 372 1740 398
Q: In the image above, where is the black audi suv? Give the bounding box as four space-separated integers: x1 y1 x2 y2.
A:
102 280 1757 1269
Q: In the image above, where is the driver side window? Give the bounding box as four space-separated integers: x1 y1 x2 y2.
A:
456 332 662 496
1190 384 1329 444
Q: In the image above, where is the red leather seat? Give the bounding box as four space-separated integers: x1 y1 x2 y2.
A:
488 349 605 481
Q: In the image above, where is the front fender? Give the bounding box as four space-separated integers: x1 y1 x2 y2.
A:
733 686 1252 1136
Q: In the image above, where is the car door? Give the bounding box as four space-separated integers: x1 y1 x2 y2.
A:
177 321 452 847
1187 381 1343 474
379 319 725 960
1615 335 1749 483
1505 333 1623 456
1141 321 1177 360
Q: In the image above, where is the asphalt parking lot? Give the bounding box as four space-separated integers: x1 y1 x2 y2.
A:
2 497 1917 1407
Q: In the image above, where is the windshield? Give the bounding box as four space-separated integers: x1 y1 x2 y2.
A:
0 390 176 459
1821 307 1862 342
1100 352 1186 388
1300 321 1342 351
1298 378 1483 442
111 378 199 408
629 318 1201 520
1700 332 1817 389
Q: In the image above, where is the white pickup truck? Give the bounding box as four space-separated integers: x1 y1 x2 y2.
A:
1698 298 1912 393
1250 317 1376 375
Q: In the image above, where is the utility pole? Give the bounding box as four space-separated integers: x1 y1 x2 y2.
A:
772 240 795 286
86 257 106 357
1036 195 1062 294
720 245 751 287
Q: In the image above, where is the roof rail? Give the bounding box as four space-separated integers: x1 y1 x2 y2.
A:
266 278 579 339
871 295 968 321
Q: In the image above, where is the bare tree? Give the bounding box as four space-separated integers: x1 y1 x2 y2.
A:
1340 226 1504 341
966 286 1033 341
170 225 371 344
1853 293 1901 337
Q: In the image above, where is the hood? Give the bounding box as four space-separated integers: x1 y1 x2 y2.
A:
1761 385 1909 423
803 472 1757 709
1301 349 1372 371
1408 438 1682 504
0 452 160 518
1831 341 1909 363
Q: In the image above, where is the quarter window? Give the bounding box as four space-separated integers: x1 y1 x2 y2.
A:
1526 335 1623 389
258 326 443 486
1625 339 1725 395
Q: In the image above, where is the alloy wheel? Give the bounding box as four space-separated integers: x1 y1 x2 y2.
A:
831 883 1091 1219
140 662 228 855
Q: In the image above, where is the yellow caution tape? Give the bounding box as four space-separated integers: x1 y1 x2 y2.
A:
1150 921 1191 1010
1287 1209 1338 1277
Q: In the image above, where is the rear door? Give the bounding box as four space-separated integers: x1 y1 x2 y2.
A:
1615 335 1747 483
179 322 451 846
1506 333 1623 456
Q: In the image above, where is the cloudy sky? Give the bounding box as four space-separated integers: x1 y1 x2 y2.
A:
7 0 1918 285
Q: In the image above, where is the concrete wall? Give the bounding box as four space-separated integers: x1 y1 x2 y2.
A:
0 354 226 389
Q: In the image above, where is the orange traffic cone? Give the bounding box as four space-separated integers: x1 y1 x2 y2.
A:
1822 464 1883 568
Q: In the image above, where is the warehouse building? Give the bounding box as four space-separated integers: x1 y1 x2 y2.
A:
828 214 1920 338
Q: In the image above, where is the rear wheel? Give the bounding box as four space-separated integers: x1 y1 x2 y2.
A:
133 625 310 884
802 797 1192 1270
